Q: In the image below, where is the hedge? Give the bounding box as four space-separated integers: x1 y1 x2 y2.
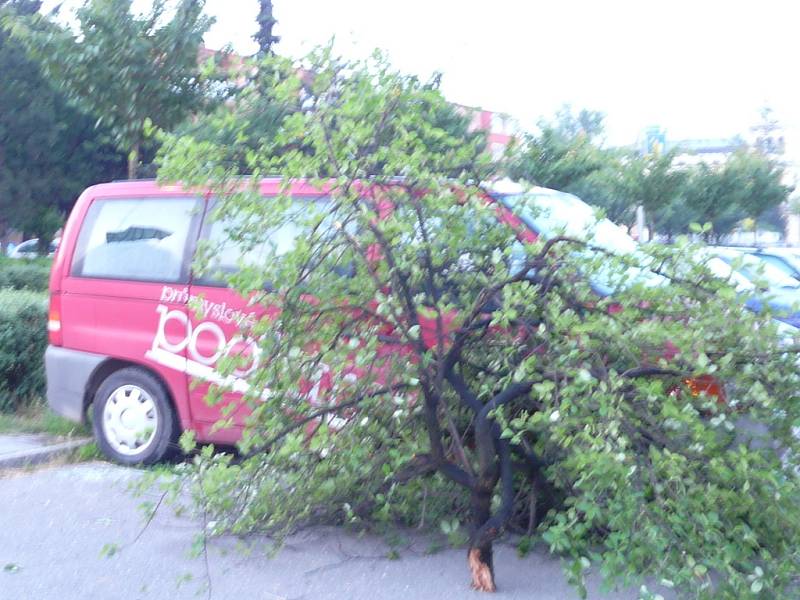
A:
0 290 47 412
0 259 51 291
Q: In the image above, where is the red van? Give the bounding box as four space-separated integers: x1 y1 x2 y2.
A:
46 178 651 464
46 179 319 464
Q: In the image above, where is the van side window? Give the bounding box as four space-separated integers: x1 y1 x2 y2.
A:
71 197 200 283
195 197 337 286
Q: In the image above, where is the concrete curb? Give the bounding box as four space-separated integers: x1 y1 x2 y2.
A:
0 437 92 469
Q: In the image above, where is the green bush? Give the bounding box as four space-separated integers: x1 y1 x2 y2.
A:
0 290 47 411
0 258 51 291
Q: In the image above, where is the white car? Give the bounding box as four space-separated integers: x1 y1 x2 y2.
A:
8 237 60 259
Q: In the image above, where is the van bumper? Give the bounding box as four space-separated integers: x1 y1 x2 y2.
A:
45 346 106 423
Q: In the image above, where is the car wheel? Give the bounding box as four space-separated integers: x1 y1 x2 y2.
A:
92 367 176 465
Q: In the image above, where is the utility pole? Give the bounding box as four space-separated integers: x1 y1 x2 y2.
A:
636 205 647 242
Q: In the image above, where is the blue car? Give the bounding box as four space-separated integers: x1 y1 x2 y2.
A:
707 247 800 328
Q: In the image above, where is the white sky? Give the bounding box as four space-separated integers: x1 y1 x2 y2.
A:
44 0 800 150
201 0 800 149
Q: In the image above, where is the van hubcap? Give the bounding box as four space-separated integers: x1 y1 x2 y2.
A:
102 385 157 456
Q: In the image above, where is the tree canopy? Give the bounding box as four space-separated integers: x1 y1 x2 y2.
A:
254 0 279 56
682 150 792 243
8 0 215 178
0 0 125 241
507 107 793 241
507 106 613 193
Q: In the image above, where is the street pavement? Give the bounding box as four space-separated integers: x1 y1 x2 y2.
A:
0 462 648 600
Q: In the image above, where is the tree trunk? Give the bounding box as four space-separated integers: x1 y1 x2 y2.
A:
127 140 140 180
468 489 496 592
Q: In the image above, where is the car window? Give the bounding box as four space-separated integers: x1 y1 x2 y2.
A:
760 251 800 274
71 197 201 283
753 254 799 279
719 253 799 289
502 191 639 255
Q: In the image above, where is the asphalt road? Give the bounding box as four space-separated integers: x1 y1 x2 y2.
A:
0 462 646 600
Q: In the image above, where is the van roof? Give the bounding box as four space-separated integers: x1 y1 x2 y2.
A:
81 177 318 199
84 177 557 199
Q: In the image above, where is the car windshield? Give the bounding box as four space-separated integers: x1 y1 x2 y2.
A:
718 252 800 289
503 190 638 254
16 240 38 252
500 190 662 294
760 250 800 274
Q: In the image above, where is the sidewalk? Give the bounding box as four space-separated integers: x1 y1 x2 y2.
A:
0 433 90 469
0 462 655 600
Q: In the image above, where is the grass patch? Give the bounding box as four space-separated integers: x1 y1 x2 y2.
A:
72 441 101 461
0 403 90 438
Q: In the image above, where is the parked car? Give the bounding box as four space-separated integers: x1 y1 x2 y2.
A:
9 237 60 259
704 247 800 327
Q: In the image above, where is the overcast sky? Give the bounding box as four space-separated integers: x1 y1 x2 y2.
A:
199 0 800 149
44 0 800 151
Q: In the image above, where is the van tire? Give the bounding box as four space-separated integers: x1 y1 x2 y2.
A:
92 367 176 465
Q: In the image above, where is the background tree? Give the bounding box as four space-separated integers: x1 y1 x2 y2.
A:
752 106 785 157
507 105 611 191
616 150 688 240
0 0 125 243
730 150 793 236
506 106 633 224
681 151 792 243
9 0 214 178
681 161 744 243
550 104 605 139
159 51 800 597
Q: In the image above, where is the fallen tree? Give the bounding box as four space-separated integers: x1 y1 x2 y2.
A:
157 49 800 598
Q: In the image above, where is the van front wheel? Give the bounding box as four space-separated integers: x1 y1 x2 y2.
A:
92 367 176 465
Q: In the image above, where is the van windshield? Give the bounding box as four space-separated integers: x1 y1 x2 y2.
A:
499 190 663 294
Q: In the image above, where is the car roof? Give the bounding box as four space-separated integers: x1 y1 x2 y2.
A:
708 247 748 259
755 247 800 257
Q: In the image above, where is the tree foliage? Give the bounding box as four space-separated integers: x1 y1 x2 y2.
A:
159 51 800 597
507 107 793 241
169 59 487 178
507 105 612 193
0 0 125 240
617 151 688 240
684 151 792 243
8 0 215 178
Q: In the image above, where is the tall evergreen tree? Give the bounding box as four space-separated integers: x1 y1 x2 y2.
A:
253 0 279 56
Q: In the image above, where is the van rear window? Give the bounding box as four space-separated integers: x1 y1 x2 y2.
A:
71 197 201 283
